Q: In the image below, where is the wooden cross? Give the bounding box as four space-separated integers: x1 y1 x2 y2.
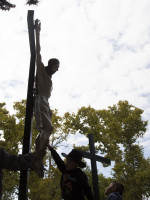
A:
18 11 111 200
18 10 36 200
79 134 111 200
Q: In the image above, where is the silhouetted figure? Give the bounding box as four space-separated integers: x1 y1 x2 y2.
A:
34 19 60 151
105 181 124 200
48 145 94 200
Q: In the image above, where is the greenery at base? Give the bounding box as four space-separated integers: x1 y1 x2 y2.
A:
0 100 149 200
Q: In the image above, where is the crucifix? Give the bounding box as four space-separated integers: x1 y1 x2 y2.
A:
18 10 36 200
79 134 111 200
18 9 59 199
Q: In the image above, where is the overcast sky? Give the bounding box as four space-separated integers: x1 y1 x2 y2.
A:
0 0 150 177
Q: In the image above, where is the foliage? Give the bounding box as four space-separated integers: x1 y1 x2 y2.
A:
0 100 150 200
0 0 15 11
64 101 147 158
0 103 20 199
28 167 62 200
63 100 149 199
0 0 39 11
0 100 69 199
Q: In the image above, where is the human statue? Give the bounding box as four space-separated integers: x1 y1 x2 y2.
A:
34 19 60 151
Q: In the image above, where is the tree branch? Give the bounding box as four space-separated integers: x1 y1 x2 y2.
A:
0 0 15 11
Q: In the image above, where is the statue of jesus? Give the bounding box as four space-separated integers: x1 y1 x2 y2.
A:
34 19 60 151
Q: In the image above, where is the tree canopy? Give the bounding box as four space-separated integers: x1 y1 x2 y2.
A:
63 100 150 199
0 100 149 200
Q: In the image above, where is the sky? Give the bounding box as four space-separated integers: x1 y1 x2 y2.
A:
0 0 150 178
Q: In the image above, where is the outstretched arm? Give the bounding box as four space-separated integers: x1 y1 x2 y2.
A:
35 19 42 67
47 144 66 173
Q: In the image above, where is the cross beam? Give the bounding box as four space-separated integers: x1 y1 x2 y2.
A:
18 10 36 200
79 134 111 200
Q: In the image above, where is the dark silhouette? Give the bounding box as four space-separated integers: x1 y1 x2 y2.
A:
0 0 40 11
48 145 94 200
26 0 39 6
0 0 15 11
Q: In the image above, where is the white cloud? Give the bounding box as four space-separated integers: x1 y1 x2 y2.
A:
0 0 150 178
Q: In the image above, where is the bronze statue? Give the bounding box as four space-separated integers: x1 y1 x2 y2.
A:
34 19 60 152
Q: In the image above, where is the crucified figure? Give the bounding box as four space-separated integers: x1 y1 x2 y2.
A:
34 19 60 151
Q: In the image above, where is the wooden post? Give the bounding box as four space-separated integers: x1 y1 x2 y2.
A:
18 10 36 200
89 134 101 200
79 134 111 200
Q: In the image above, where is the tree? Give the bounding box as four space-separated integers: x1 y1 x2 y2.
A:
0 103 20 199
28 167 62 200
0 100 69 199
1 100 149 199
0 0 39 11
63 100 149 199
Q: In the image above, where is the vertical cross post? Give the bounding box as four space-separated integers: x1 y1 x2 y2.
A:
79 134 111 200
18 10 36 200
89 134 100 200
0 172 3 199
